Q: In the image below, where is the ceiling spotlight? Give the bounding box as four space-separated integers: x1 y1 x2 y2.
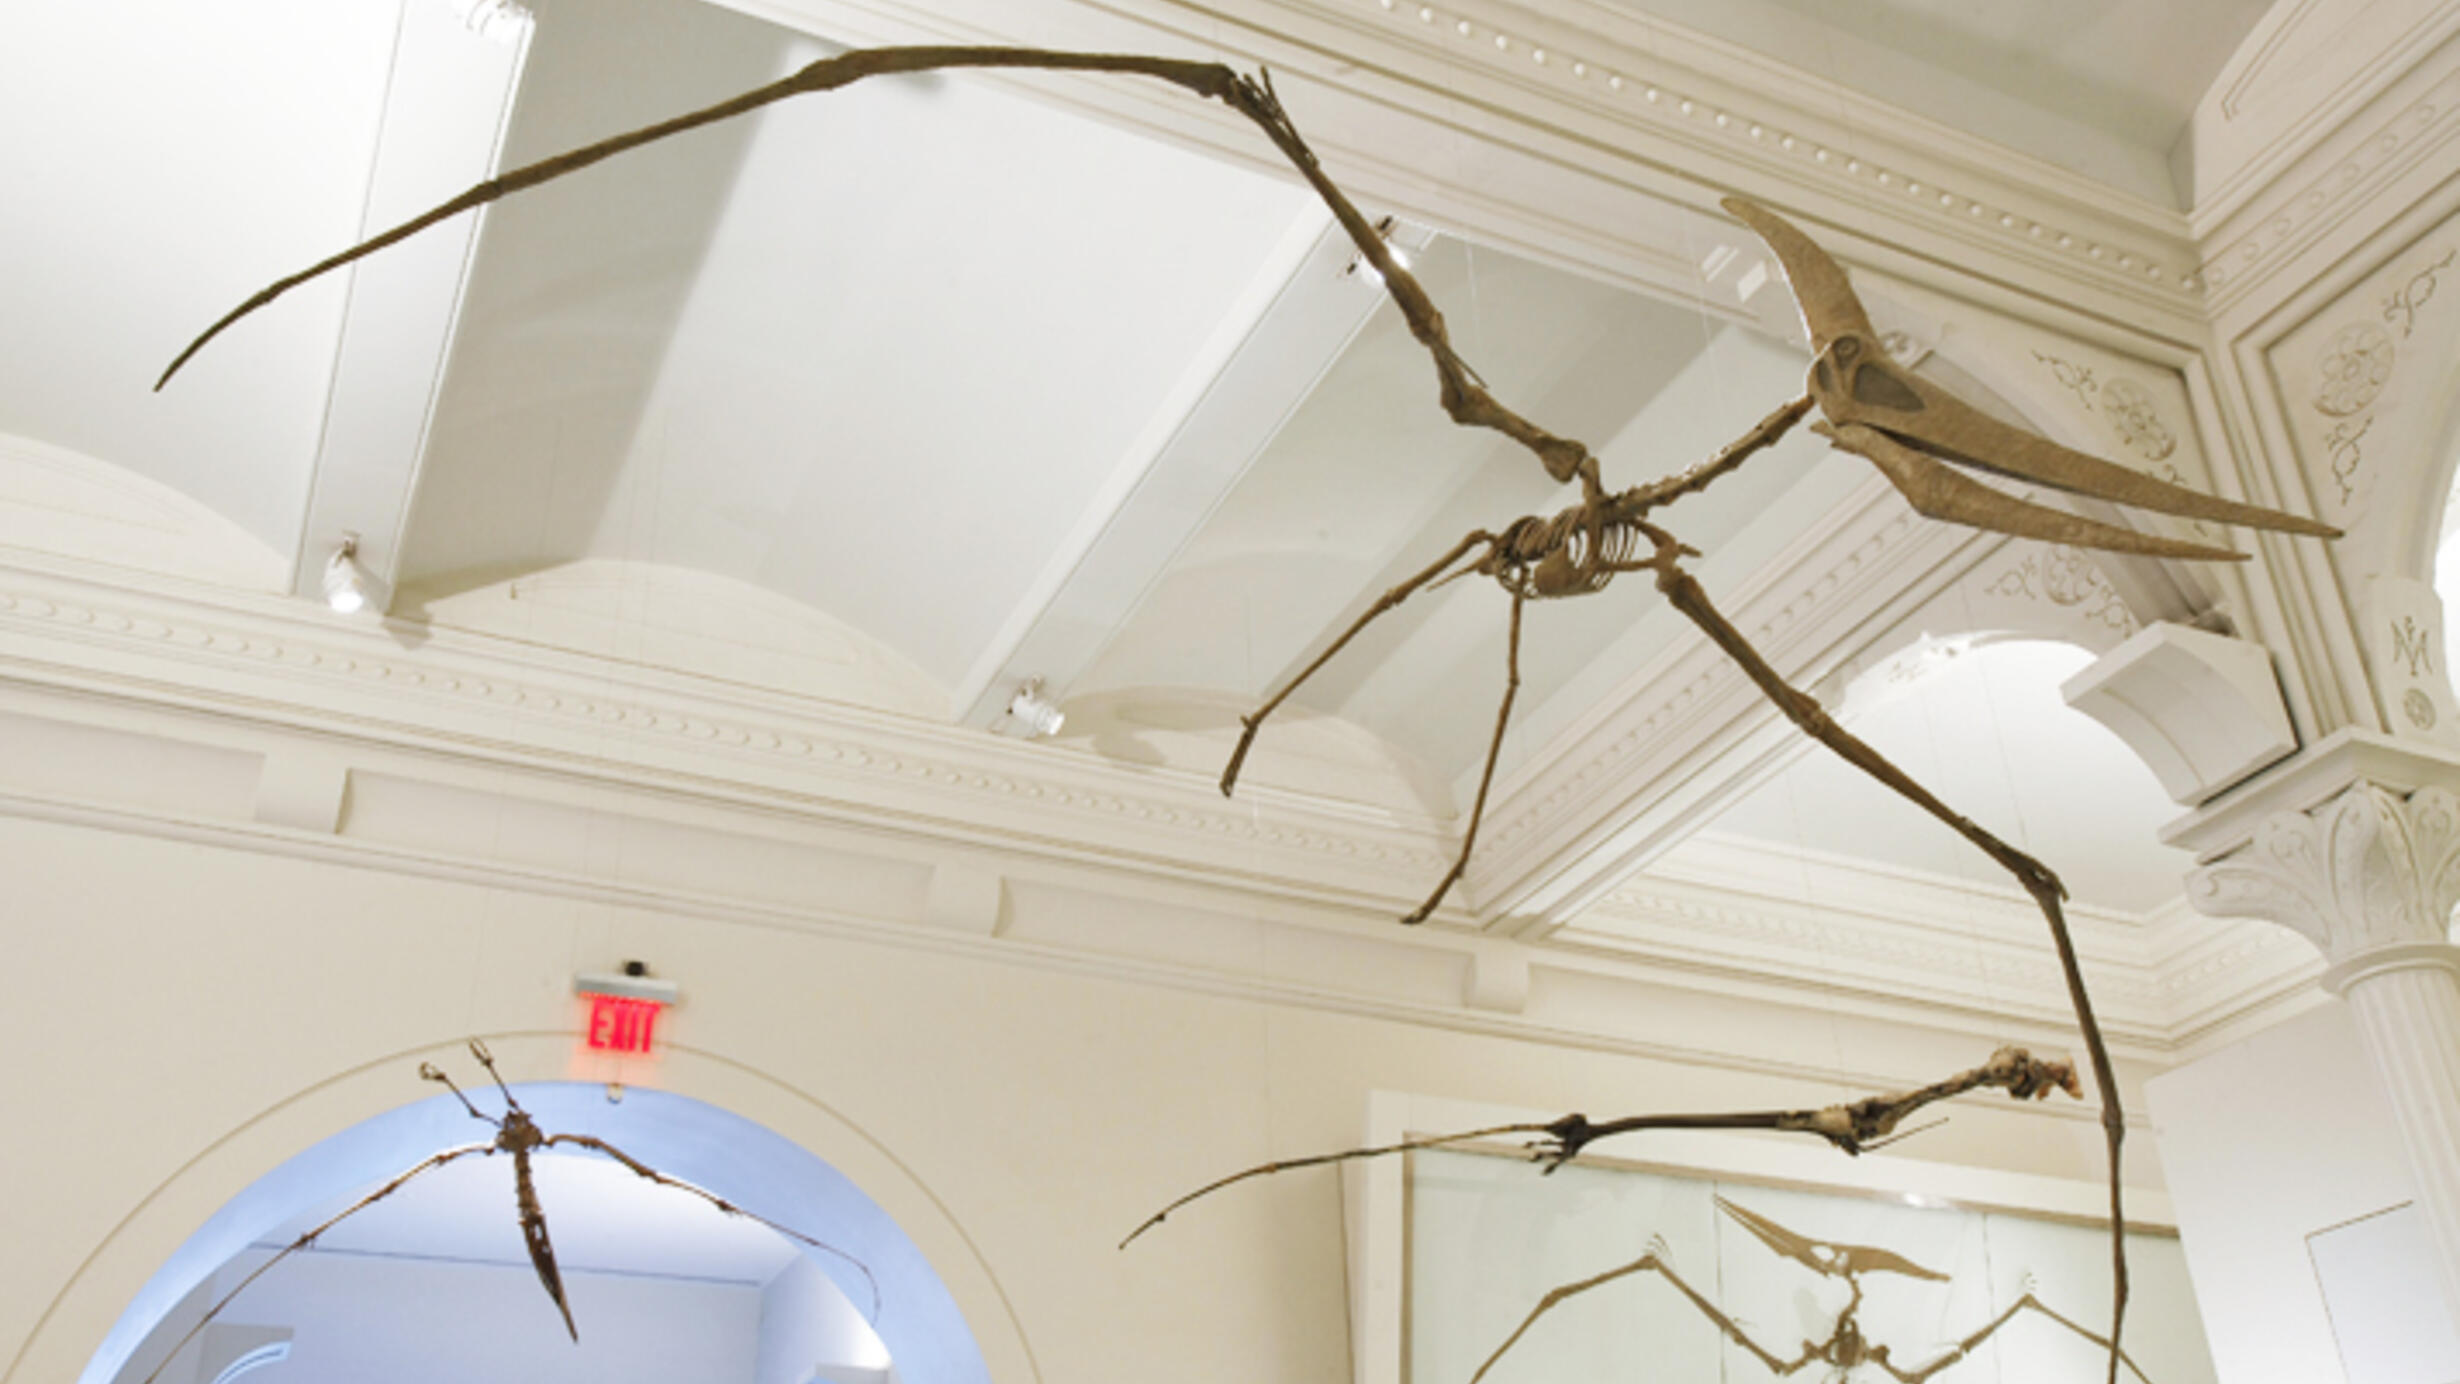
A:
321 534 381 615
1003 678 1066 739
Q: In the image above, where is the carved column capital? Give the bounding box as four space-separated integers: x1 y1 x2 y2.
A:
2186 781 2460 975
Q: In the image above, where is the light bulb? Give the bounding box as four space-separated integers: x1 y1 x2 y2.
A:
321 536 379 615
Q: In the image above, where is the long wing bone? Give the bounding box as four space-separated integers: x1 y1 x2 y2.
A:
1118 1046 2077 1248
136 1143 498 1384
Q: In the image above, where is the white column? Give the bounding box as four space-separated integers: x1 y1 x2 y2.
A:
2188 782 2460 1316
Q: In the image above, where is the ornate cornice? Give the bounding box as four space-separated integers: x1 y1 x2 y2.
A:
1319 0 2198 289
2199 55 2460 313
0 573 1450 904
0 557 2317 1057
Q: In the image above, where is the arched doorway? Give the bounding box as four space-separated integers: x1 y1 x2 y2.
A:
86 1063 995 1384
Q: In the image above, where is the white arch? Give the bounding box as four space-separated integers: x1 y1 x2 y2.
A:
8 1033 1037 1384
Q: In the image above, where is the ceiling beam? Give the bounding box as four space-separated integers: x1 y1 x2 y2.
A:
954 214 1427 726
287 0 532 608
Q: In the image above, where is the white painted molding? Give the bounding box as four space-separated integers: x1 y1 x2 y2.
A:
2164 727 2460 862
2062 622 2298 806
2187 781 2460 964
1461 941 1529 1015
922 862 1006 937
2197 28 2460 315
252 747 351 834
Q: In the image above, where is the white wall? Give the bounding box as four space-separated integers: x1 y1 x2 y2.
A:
758 1255 891 1384
0 811 2145 1384
2148 1000 2457 1384
174 1249 761 1384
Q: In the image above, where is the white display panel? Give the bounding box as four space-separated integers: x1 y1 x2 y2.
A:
1407 1147 2216 1384
2307 1204 2460 1384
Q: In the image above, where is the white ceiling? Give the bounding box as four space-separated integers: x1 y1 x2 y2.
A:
0 1 398 556
397 0 1324 704
0 0 2218 927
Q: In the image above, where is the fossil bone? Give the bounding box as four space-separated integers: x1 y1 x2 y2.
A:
135 1042 875 1384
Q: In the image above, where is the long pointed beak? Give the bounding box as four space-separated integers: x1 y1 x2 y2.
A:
1819 422 2251 561
1836 361 2338 539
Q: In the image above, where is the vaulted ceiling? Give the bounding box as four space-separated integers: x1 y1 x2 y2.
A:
0 0 2247 923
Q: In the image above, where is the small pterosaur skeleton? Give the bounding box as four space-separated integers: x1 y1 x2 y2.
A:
1467 1194 2152 1384
136 1041 875 1384
152 42 2342 1383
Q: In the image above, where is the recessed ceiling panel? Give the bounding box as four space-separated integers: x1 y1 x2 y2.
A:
397 0 1321 707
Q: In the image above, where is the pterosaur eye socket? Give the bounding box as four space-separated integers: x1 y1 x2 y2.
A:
1834 337 1859 360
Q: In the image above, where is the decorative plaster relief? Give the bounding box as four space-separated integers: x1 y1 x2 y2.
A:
1978 546 2139 641
2187 781 2460 964
2272 228 2460 518
2032 352 2181 465
2367 576 2460 745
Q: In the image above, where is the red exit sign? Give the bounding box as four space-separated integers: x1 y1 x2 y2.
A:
585 993 662 1055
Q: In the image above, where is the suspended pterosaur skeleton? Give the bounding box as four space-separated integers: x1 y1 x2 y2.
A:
153 43 2340 1384
1122 1049 2138 1383
1468 1194 2152 1384
136 1042 876 1384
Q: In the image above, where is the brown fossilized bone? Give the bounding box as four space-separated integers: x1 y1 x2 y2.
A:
1118 1045 2077 1247
152 43 2341 1384
136 1041 876 1384
1125 1048 2142 1383
1474 1193 2152 1384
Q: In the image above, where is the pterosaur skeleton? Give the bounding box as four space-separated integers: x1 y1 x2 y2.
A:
1124 1049 2138 1382
154 44 2340 1383
135 1042 875 1384
1468 1194 2153 1384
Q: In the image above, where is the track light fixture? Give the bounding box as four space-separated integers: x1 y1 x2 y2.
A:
1003 678 1066 739
321 534 381 615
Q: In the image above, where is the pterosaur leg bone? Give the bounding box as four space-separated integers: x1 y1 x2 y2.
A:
1648 559 2129 1381
1221 529 1498 798
1401 587 1526 924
